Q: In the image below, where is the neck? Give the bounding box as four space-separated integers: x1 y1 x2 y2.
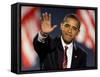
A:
61 36 73 45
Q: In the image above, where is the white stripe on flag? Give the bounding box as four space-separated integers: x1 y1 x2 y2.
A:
22 26 39 66
21 6 40 70
79 10 95 43
76 9 95 49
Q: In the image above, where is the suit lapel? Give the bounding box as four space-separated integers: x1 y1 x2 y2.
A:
71 42 80 68
56 37 64 69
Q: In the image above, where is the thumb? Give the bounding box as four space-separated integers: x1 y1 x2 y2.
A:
52 25 57 30
50 25 57 32
51 25 57 31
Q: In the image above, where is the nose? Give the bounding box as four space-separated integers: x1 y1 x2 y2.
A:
68 27 72 33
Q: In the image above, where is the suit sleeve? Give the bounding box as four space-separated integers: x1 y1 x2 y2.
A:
33 33 52 61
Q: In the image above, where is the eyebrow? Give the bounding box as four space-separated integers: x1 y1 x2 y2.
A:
64 23 70 26
64 23 79 29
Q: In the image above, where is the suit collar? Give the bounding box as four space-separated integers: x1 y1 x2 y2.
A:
71 42 80 68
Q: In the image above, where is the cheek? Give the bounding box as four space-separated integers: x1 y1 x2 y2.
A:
62 28 68 33
72 32 78 38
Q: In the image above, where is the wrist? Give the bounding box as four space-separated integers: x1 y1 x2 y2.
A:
40 31 48 37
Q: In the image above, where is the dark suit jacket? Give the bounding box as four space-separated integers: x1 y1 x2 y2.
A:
33 34 87 70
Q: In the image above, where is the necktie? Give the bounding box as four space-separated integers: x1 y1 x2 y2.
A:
62 46 68 69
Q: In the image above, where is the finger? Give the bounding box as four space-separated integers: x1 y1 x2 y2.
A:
42 13 45 21
41 21 43 27
45 12 49 20
60 23 63 26
40 16 42 20
41 15 44 26
40 17 42 23
48 13 51 22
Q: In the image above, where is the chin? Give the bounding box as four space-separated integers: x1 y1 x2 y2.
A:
64 39 73 44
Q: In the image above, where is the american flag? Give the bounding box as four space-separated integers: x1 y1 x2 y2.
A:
21 6 40 70
21 7 95 70
76 9 95 52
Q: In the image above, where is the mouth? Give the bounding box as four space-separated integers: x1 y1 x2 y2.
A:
64 33 72 38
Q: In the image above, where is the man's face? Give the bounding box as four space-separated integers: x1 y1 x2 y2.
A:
60 18 80 44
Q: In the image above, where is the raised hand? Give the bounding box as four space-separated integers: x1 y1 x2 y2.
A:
41 12 56 35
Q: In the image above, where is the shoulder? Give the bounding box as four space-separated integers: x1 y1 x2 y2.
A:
74 41 87 56
48 36 62 49
53 37 62 45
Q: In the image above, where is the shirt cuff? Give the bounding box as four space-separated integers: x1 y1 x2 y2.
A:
37 32 47 43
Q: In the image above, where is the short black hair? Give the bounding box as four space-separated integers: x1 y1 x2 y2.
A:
62 14 81 29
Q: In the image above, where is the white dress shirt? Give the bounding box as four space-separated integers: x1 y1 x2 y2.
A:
61 36 73 68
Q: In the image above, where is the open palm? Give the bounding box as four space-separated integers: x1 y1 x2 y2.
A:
41 12 56 33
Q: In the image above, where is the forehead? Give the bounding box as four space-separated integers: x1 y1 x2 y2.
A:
63 18 79 27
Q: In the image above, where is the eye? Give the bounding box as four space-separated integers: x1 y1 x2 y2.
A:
64 24 70 28
72 26 78 30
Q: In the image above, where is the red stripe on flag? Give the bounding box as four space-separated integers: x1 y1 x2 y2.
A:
77 10 95 52
21 7 40 69
22 26 35 51
21 8 40 31
22 49 32 68
87 10 95 29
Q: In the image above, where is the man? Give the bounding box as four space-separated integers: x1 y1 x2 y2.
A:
33 12 87 70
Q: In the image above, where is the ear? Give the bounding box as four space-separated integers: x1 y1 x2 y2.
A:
60 23 63 30
76 29 80 35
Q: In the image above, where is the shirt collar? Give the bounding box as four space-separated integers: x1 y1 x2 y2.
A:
61 36 73 50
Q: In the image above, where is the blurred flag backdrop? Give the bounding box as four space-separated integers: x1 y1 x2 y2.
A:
21 6 96 71
21 6 40 70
